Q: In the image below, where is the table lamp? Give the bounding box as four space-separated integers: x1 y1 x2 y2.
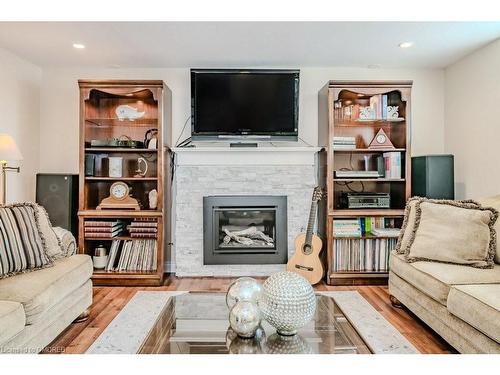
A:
0 134 23 205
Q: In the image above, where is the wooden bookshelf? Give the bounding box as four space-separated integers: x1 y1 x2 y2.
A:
78 80 172 286
318 80 412 285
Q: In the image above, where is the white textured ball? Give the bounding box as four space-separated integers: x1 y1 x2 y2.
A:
260 271 316 336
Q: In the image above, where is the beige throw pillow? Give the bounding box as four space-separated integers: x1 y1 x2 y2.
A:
53 227 77 257
403 199 497 268
33 204 65 260
476 195 500 264
395 198 418 254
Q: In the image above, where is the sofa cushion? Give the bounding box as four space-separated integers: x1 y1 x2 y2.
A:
0 203 52 278
0 301 25 345
447 284 500 343
390 252 500 305
403 199 497 268
0 254 92 324
477 195 500 264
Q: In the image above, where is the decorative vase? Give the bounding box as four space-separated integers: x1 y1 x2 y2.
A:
108 157 123 178
260 271 316 336
225 277 262 309
229 301 261 338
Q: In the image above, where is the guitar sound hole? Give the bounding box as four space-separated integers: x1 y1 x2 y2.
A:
302 244 312 254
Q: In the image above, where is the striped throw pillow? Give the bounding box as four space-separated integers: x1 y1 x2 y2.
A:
0 203 52 278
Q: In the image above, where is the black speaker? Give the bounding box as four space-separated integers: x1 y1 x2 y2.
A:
412 155 454 199
36 174 79 239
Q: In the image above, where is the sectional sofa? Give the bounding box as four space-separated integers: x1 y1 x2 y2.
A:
389 196 500 353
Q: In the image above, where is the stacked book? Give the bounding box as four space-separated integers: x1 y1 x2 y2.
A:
335 170 380 178
371 228 400 238
333 220 362 237
332 238 396 272
333 136 356 150
381 152 402 179
105 239 157 272
127 218 158 238
84 220 125 238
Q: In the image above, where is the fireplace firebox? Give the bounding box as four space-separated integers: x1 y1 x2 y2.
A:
203 196 287 265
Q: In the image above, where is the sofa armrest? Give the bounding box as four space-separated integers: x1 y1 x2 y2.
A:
52 227 77 257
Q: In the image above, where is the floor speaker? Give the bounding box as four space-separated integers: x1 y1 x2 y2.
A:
411 155 454 200
36 174 79 239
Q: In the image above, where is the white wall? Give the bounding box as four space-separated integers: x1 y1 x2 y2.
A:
445 38 500 199
0 47 41 202
39 67 445 172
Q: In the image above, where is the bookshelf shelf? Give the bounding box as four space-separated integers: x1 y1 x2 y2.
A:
334 178 405 182
319 80 412 286
85 118 158 127
85 177 158 181
78 80 172 287
329 209 405 217
84 148 158 153
79 209 162 218
333 234 399 240
335 119 405 127
84 236 158 241
333 148 406 153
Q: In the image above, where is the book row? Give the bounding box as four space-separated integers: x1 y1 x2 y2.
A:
332 238 397 272
333 217 401 237
105 239 157 272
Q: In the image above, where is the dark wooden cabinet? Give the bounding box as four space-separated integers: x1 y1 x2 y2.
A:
78 80 172 286
319 81 412 285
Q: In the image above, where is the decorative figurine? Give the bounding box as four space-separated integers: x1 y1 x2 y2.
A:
115 105 145 121
148 189 158 210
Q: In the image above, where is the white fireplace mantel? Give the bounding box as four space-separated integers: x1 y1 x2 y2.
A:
171 144 322 277
171 145 323 166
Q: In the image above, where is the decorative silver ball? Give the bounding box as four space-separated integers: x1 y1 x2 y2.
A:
229 301 261 338
260 271 316 336
226 277 262 309
264 333 313 354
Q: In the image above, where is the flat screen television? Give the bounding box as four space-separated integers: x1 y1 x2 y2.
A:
191 69 299 141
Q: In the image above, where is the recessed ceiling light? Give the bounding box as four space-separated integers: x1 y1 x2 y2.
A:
72 43 85 49
399 42 413 49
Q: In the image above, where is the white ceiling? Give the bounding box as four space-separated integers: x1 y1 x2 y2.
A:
0 22 499 69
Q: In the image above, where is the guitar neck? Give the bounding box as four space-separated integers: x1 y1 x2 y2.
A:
305 200 317 246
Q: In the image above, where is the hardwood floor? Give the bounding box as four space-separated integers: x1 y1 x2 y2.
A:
44 276 455 354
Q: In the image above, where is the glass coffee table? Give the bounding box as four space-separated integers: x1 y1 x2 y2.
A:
138 293 371 354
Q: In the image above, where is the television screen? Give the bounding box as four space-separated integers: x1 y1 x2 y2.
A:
191 69 299 140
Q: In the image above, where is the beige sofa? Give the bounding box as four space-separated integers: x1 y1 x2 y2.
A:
389 196 500 354
0 231 92 353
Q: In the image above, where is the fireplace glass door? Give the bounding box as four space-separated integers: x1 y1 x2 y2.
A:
203 196 287 265
215 208 277 252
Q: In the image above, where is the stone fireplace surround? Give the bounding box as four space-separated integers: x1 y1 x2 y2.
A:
172 145 322 277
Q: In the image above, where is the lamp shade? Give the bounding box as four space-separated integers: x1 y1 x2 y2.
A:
0 134 23 162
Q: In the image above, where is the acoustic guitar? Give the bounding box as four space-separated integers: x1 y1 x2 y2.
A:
287 187 324 285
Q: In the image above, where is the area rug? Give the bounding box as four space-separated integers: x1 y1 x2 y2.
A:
86 291 418 354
